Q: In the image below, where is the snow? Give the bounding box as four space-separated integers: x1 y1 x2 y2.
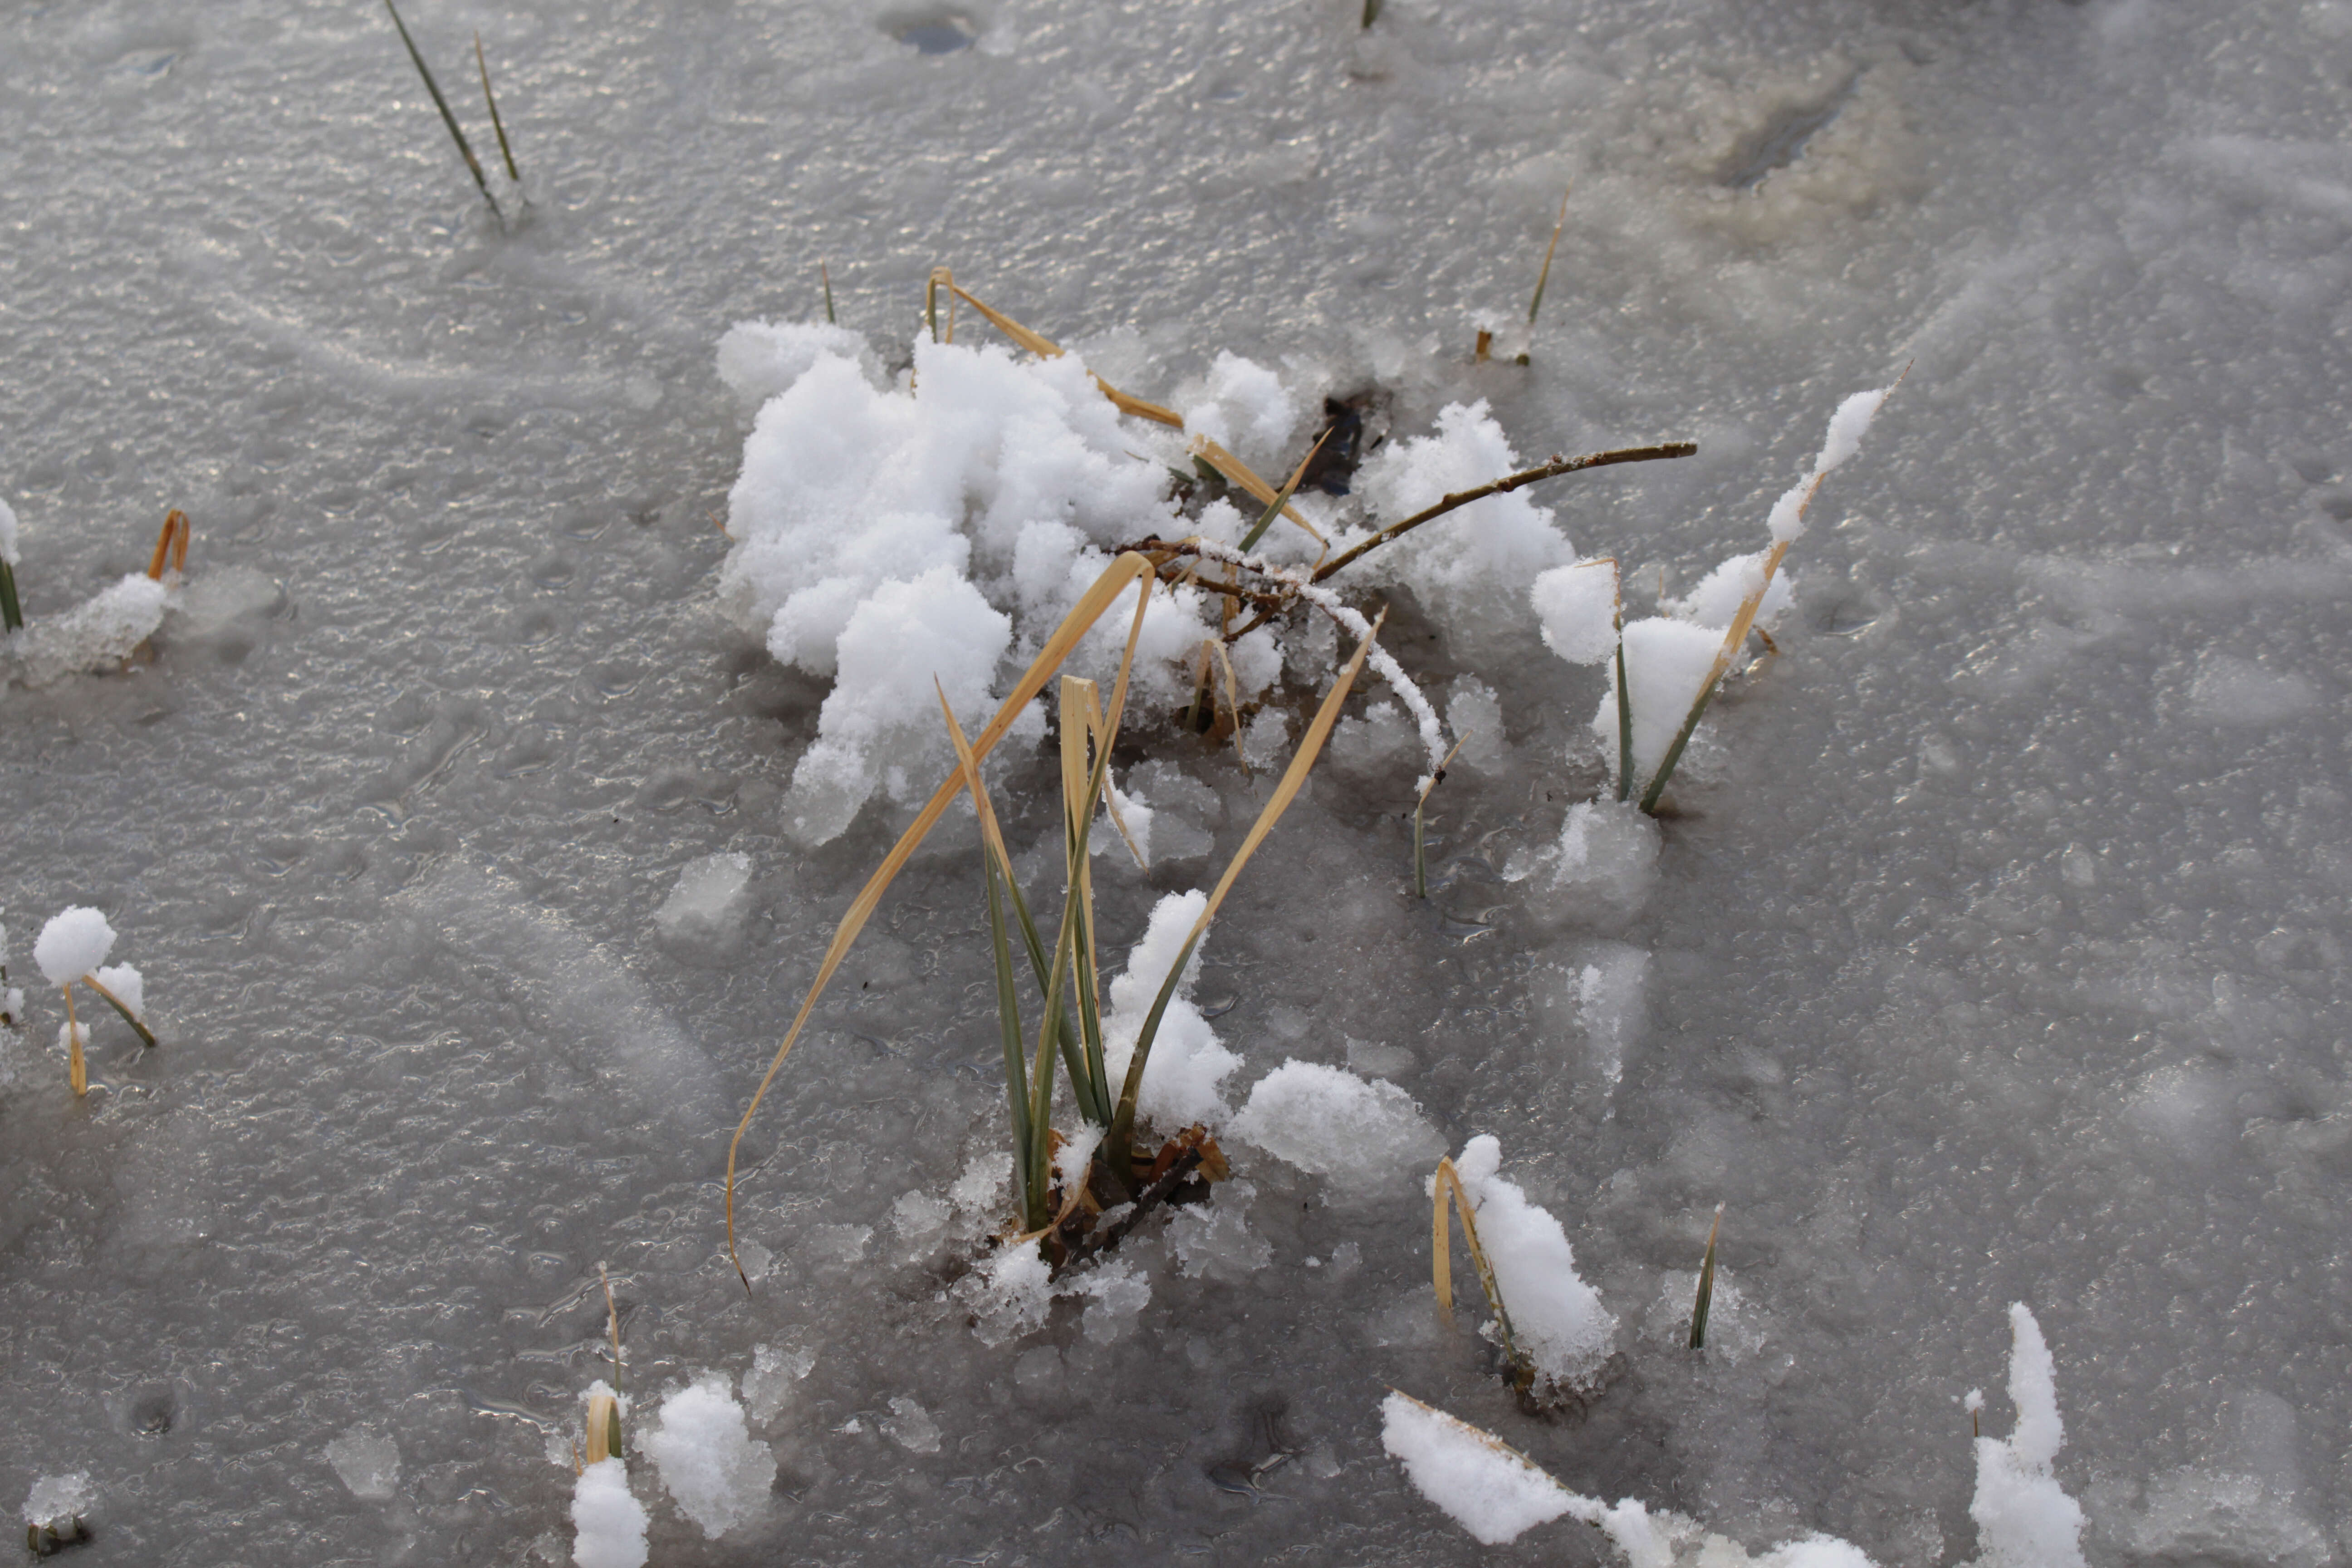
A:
1180 351 1300 467
740 1342 815 1424
954 1241 1056 1348
652 852 753 950
1511 799 1662 926
1228 1060 1444 1189
641 1375 775 1539
1166 1180 1273 1280
1378 1392 1583 1545
91 962 143 1021
1766 385 1895 544
1101 889 1239 1129
1444 1135 1618 1395
20 1471 92 1529
1529 559 1620 665
1666 549 1795 631
2 572 171 688
0 496 18 568
1969 1304 2086 1568
1592 617 1726 790
323 1426 400 1500
568 1458 647 1568
33 907 114 987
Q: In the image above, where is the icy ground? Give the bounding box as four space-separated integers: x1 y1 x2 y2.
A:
5 0 2352 1562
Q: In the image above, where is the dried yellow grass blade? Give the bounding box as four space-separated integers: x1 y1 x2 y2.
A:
726 552 1160 1287
63 984 84 1098
947 282 1184 426
584 1392 620 1465
146 510 190 581
1189 436 1326 547
1431 1156 1527 1377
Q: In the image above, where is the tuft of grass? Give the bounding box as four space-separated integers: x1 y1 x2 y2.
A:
1689 1204 1724 1350
1432 1155 1531 1390
382 0 503 221
474 31 523 185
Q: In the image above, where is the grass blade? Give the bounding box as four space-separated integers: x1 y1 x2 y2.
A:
947 282 1185 427
1102 609 1387 1182
1524 185 1571 328
382 0 502 220
1235 430 1334 554
63 984 83 1098
725 554 1160 1284
474 31 522 184
820 260 836 325
145 510 190 581
0 558 23 633
78 975 155 1049
1411 734 1467 899
1192 437 1328 554
1432 1157 1530 1387
1689 1204 1724 1351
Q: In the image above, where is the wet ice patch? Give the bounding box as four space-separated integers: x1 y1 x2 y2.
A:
1509 799 1661 926
2185 654 2317 726
740 1342 815 1423
1167 1180 1272 1280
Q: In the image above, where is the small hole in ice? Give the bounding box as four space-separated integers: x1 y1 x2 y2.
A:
891 13 976 53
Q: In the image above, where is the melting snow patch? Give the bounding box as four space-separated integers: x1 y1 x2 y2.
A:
642 1375 776 1539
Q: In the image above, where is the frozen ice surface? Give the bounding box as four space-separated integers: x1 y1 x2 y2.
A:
5 0 2352 1562
641 1376 774 1539
322 1426 400 1501
652 851 753 951
738 1342 814 1425
32 906 114 986
878 1395 941 1455
568 1458 647 1568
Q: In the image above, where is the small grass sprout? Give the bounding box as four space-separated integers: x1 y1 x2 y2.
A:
0 496 24 633
382 0 503 221
1688 1203 1724 1351
820 260 837 326
1512 185 1571 365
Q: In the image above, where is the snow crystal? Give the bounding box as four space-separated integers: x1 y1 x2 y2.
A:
3 572 171 688
323 1426 401 1500
92 962 143 1021
1969 1304 2086 1568
652 852 753 951
1379 1393 1581 1545
1350 402 1574 642
1445 1136 1617 1394
955 1241 1055 1346
1593 617 1724 789
34 907 115 987
20 1471 92 1529
0 496 18 567
879 1396 941 1454
1666 549 1794 631
1166 1180 1272 1280
642 1375 776 1539
740 1342 815 1424
1101 889 1239 1128
1229 1060 1444 1189
1180 352 1299 466
1530 559 1620 665
569 1458 647 1568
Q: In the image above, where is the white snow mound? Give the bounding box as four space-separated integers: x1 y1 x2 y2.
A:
642 1375 776 1540
34 907 115 987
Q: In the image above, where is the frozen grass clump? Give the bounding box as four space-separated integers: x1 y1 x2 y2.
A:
569 1457 647 1568
641 1375 775 1539
1441 1135 1617 1397
1228 1060 1443 1190
1969 1304 2087 1568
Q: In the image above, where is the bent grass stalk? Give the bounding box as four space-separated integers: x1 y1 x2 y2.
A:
726 553 1159 1287
382 0 503 220
1235 431 1334 554
146 510 190 581
78 974 154 1049
1514 184 1571 365
1689 1204 1724 1351
1432 1156 1531 1388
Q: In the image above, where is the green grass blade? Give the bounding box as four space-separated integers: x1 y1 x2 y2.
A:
382 0 501 219
1361 0 1382 24
1000 870 1104 1126
1689 1205 1724 1350
1638 672 1719 815
1236 430 1330 554
821 260 837 325
981 843 1039 1227
0 558 22 633
474 31 522 184
1612 627 1633 803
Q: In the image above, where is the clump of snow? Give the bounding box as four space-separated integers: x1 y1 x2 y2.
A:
1969 1304 2087 1568
569 1458 647 1568
879 1395 942 1454
1101 889 1239 1128
1666 549 1795 631
715 319 877 407
1379 1392 1579 1545
740 1342 814 1423
1166 1180 1272 1281
1180 350 1300 466
1593 617 1725 790
652 852 754 950
955 1240 1056 1346
34 907 115 987
1767 385 1895 544
641 1375 776 1539
21 1471 93 1530
1349 402 1573 629
323 1425 401 1500
93 962 143 1021
1530 559 1620 665
1229 1060 1444 1190
3 572 172 689
0 496 19 568
1443 1136 1617 1396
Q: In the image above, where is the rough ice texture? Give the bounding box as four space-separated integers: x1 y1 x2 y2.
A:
642 1375 775 1539
955 1242 1056 1347
323 1426 400 1500
1101 889 1238 1129
1348 402 1574 647
33 907 115 987
1529 559 1619 665
1594 617 1725 788
1667 549 1794 631
1969 1304 2086 1568
1167 1181 1273 1281
1229 1060 1444 1190
569 1458 647 1568
652 852 754 950
3 572 171 688
881 1395 942 1454
1573 944 1650 1088
21 1471 92 1529
1075 1258 1152 1342
1446 1135 1617 1395
1379 1392 1579 1545
718 332 1241 843
92 962 143 1021
740 1342 814 1424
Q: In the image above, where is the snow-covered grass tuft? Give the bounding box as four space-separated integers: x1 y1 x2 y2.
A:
1433 1136 1616 1401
